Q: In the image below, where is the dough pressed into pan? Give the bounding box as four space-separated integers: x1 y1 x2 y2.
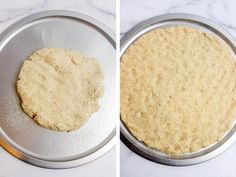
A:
17 48 104 131
121 26 236 155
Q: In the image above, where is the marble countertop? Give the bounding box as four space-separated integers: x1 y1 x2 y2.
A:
120 0 236 177
0 0 116 177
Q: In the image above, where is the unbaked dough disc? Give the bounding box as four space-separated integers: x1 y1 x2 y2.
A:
17 48 104 132
121 26 236 155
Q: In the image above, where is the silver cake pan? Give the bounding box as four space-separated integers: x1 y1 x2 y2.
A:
0 10 116 169
120 13 236 166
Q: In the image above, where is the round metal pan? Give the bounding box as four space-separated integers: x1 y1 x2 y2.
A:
120 13 236 166
0 10 116 169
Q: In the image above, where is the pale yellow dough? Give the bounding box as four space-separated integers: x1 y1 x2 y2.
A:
121 26 236 155
17 48 104 131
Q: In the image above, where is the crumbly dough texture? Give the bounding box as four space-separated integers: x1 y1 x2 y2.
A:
121 26 236 155
17 48 104 131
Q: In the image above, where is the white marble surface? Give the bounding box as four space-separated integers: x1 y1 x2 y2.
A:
120 0 236 177
0 0 116 177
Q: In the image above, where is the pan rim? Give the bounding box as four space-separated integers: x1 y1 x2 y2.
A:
120 13 236 166
0 10 116 169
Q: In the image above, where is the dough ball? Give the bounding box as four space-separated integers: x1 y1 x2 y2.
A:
17 48 104 131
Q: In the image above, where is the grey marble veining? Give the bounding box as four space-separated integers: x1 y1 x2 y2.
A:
121 0 236 37
0 0 116 33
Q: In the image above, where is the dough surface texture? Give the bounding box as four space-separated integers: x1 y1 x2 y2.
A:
121 26 236 155
17 48 104 131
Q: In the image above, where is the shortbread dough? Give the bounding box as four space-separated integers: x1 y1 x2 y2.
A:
121 26 236 155
17 48 104 131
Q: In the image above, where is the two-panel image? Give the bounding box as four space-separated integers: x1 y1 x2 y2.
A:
0 0 235 177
